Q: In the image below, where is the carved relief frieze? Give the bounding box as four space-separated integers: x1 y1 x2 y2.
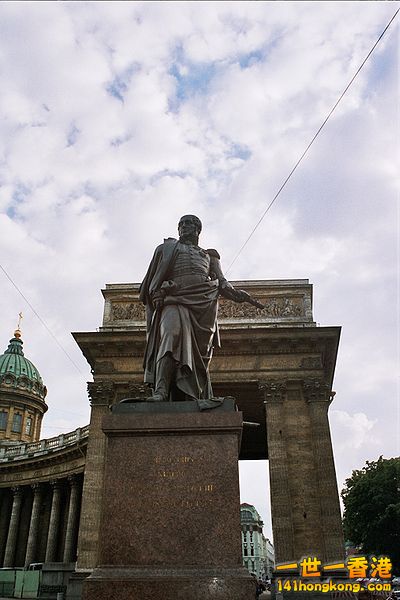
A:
87 381 116 405
218 296 304 319
108 295 305 323
110 302 145 321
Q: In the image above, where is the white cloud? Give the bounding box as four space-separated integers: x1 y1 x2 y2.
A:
330 410 377 451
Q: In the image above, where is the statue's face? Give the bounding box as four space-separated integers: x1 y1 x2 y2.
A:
178 215 201 239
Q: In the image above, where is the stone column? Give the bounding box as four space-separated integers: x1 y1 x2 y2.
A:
3 486 23 567
261 381 295 563
25 484 43 566
63 475 81 563
76 381 115 570
45 481 63 563
0 490 11 566
304 379 345 561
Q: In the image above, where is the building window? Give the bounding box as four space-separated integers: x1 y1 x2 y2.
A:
251 547 254 556
12 413 22 433
0 411 8 430
244 547 248 556
25 416 33 435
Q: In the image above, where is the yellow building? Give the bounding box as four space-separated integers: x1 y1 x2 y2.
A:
0 328 86 586
0 327 47 445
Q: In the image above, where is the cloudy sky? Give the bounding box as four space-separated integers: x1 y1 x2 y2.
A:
0 1 398 540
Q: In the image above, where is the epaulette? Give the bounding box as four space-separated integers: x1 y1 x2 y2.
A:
206 248 220 259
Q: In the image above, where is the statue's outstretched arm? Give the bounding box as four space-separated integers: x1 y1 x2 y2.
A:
209 253 264 309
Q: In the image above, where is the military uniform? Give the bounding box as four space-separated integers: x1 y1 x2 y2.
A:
139 238 230 401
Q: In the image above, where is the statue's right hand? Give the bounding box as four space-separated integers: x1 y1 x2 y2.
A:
151 290 165 310
153 297 164 310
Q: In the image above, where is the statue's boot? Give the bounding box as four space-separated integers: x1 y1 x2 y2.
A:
147 354 176 402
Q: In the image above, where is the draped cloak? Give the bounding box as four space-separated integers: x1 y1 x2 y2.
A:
139 238 221 400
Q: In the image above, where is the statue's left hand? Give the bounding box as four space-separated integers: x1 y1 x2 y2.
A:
235 289 265 309
233 289 249 303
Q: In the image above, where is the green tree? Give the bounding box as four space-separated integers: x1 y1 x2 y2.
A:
341 456 400 573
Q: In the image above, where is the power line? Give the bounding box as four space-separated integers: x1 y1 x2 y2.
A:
0 264 84 374
226 7 399 274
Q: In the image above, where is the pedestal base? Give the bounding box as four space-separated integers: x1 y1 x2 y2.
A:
82 401 254 599
84 567 255 600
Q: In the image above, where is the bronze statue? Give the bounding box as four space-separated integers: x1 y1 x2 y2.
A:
139 215 263 403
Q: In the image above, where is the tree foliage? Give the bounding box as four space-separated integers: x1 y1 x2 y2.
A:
341 456 400 573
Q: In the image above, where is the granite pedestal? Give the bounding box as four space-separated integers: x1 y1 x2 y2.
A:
82 400 255 600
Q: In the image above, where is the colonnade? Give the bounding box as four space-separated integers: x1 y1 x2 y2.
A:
0 474 83 568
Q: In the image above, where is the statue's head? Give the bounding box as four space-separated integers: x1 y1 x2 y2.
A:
178 215 202 239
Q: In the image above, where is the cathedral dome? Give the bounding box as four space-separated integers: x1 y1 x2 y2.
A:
0 330 47 400
0 328 47 443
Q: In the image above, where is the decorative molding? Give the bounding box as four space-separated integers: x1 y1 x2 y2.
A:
0 372 47 399
87 381 116 405
302 379 331 402
259 381 287 403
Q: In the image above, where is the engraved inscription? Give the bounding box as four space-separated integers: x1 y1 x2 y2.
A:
159 470 183 479
153 454 216 509
176 498 214 509
190 484 214 493
155 455 196 465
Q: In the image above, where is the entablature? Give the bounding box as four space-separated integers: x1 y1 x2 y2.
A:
0 426 88 486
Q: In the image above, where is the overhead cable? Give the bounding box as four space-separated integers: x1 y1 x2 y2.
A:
226 8 399 273
0 263 83 374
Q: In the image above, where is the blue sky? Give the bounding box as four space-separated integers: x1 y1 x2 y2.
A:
0 1 398 539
